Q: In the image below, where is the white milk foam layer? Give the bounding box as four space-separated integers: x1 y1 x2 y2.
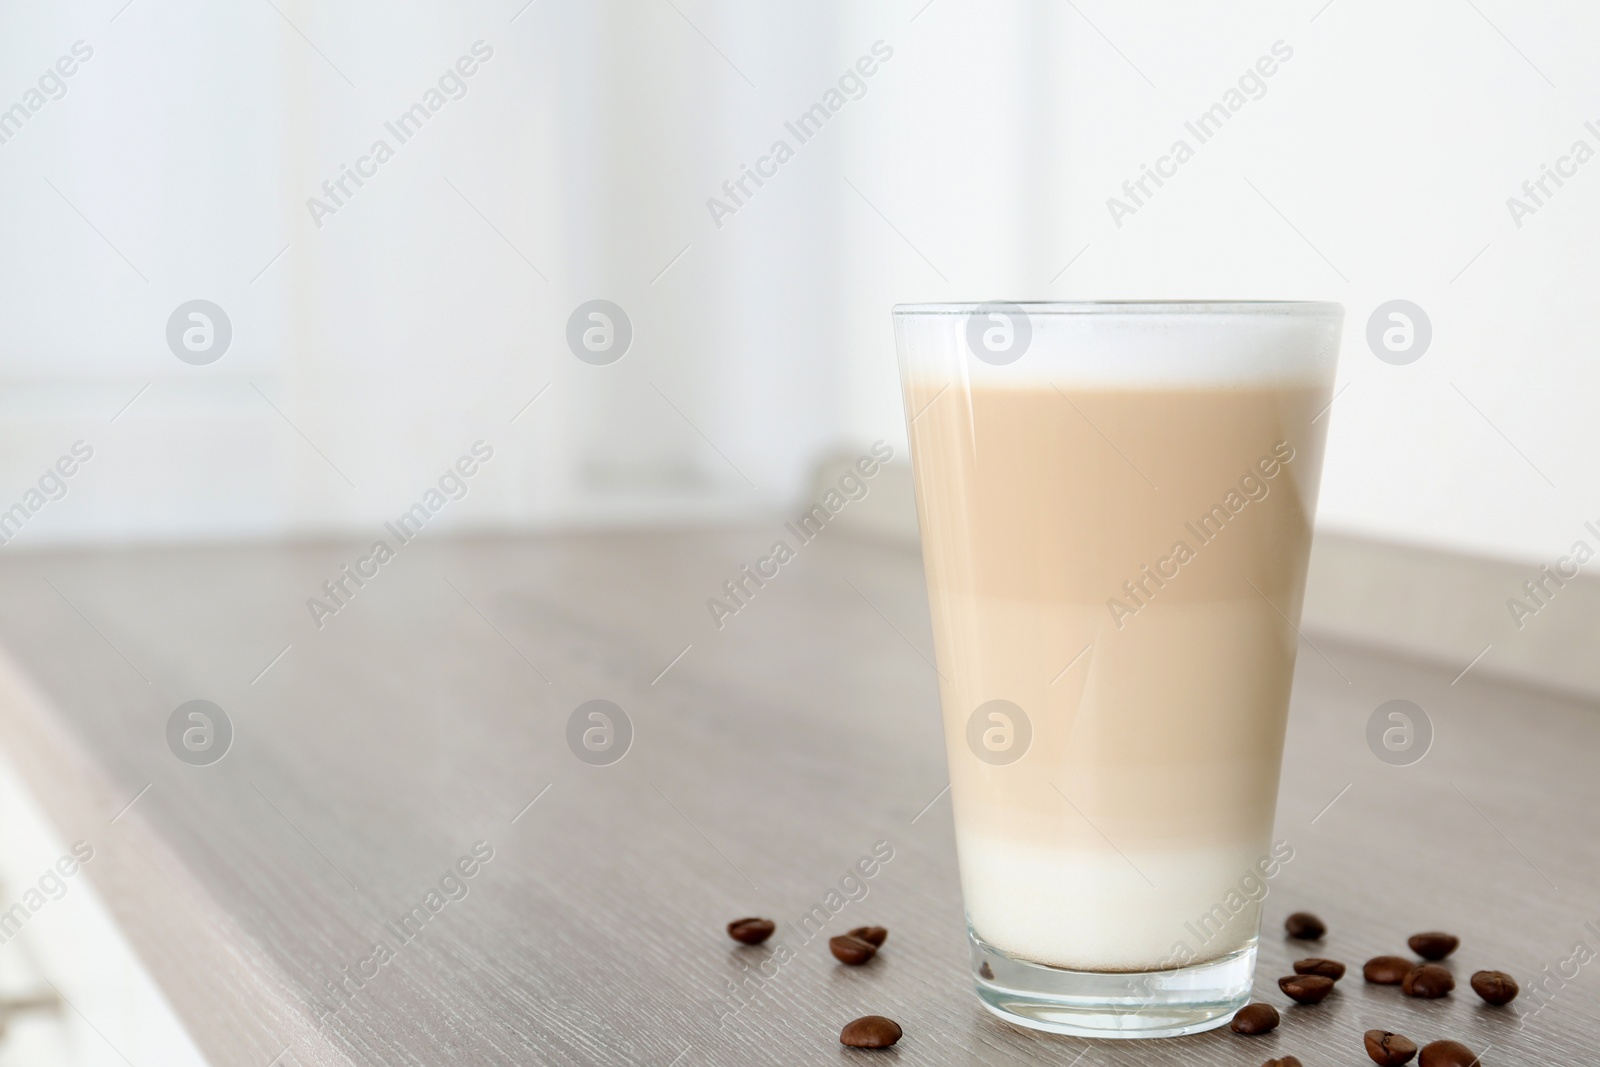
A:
894 304 1343 389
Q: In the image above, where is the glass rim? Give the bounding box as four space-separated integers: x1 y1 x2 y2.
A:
893 300 1343 317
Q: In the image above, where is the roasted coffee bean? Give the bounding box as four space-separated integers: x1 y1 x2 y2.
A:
1285 912 1326 940
1470 969 1519 1006
839 1015 902 1048
1364 1029 1419 1066
1278 974 1335 1004
1364 955 1413 984
1293 957 1347 980
849 925 889 947
829 934 878 965
1408 932 1460 961
1262 1058 1303 1067
726 917 775 945
1402 963 1455 999
1418 1039 1480 1067
1230 1002 1280 1034
978 961 994 980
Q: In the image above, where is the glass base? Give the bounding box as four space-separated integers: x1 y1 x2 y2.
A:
970 931 1256 1039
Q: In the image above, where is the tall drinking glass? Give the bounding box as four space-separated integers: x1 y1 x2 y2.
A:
894 302 1342 1038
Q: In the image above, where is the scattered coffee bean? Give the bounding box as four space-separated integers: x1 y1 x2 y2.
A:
1408 932 1460 961
1285 912 1326 940
1418 1039 1479 1067
1364 955 1413 984
726 917 775 945
978 961 994 980
1230 1002 1280 1034
840 1015 902 1049
849 925 889 947
1402 963 1455 999
1278 974 1335 1004
829 934 878 965
1293 957 1347 980
1364 1029 1419 1066
1470 969 1518 1006
1263 1058 1303 1067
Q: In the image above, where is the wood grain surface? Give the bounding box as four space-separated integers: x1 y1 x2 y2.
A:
0 528 1594 1066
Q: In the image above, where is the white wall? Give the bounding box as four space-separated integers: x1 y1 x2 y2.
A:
1 0 1596 568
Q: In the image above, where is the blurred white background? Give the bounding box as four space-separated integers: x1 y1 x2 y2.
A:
1 0 1595 566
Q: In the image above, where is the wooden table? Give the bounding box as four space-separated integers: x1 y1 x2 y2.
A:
0 528 1593 1066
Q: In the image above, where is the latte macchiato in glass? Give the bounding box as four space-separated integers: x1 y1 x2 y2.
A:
894 302 1342 1038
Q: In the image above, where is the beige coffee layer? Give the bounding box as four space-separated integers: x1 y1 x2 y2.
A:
908 381 1327 604
934 596 1296 847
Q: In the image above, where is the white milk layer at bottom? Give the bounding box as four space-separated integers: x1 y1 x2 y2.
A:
959 834 1289 971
